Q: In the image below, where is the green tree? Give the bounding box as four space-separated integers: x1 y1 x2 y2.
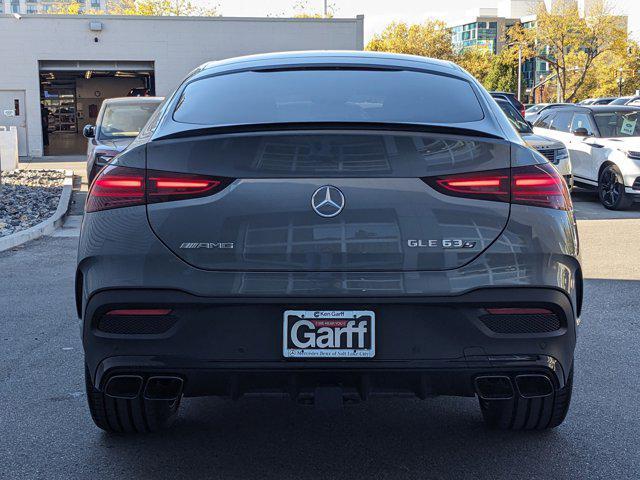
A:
484 48 523 93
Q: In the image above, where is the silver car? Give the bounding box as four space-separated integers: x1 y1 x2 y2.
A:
78 51 581 433
496 98 573 189
82 96 163 183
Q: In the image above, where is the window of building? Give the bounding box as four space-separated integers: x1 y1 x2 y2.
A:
11 0 20 13
477 22 486 28
91 0 101 7
489 22 497 29
26 5 38 13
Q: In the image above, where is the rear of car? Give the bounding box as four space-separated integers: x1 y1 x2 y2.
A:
84 97 163 184
77 52 581 433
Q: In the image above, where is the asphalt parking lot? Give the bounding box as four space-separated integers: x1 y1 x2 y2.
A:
1 191 639 479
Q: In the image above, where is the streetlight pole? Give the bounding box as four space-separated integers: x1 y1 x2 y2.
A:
618 68 624 96
517 45 522 102
324 0 328 17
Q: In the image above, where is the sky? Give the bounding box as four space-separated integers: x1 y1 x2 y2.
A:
209 0 640 42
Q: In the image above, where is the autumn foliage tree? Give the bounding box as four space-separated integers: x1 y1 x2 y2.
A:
510 0 627 102
366 20 455 61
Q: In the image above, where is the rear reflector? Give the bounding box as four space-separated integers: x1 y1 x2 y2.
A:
485 308 553 315
86 165 232 212
105 309 172 316
424 163 571 210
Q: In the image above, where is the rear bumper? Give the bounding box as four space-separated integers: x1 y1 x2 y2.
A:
83 287 576 397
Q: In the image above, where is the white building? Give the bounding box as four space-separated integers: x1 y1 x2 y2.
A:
0 0 107 14
0 14 364 157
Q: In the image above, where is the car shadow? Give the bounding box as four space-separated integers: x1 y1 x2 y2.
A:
84 395 573 479
572 188 640 220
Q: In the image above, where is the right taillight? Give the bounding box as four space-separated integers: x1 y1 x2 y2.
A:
425 162 571 211
511 163 572 210
86 165 232 213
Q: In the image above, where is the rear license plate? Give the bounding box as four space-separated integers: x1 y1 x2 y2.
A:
283 310 375 358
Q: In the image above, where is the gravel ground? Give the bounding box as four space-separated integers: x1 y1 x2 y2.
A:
0 169 66 237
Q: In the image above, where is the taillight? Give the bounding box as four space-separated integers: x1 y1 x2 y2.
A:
425 163 571 210
86 165 145 212
512 163 572 210
86 165 232 213
147 171 229 204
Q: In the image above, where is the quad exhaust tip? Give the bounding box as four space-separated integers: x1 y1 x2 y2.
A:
514 374 554 398
475 374 554 400
474 375 514 400
104 375 183 401
104 375 144 399
143 376 184 401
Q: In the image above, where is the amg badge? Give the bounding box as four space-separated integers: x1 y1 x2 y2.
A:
179 242 235 249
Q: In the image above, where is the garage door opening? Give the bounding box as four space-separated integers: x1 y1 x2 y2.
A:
39 61 155 156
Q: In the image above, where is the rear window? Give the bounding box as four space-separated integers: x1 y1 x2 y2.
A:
173 69 485 126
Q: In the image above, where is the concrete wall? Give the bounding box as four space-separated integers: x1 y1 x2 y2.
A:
0 14 364 156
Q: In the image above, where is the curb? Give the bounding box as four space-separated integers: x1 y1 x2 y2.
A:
0 169 74 253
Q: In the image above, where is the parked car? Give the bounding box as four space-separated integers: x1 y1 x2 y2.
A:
79 51 579 433
490 91 525 117
496 98 573 189
525 103 573 122
533 104 640 209
83 96 164 183
608 96 640 105
579 97 616 105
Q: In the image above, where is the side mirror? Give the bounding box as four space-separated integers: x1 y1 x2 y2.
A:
83 125 95 138
573 127 590 137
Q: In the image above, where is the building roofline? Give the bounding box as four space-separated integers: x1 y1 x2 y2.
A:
0 13 364 23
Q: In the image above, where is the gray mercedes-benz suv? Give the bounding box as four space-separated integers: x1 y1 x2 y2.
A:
77 51 581 433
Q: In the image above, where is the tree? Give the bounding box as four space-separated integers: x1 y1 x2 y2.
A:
366 20 455 60
457 47 494 86
292 0 335 18
51 0 220 16
511 0 627 102
484 47 523 93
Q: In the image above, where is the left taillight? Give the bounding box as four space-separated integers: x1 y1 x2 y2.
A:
86 165 231 213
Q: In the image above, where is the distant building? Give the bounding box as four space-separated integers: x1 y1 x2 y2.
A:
0 0 106 14
449 0 628 95
450 9 518 55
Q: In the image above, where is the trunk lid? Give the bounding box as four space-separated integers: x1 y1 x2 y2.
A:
146 130 511 271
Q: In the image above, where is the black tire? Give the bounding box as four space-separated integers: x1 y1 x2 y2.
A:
85 366 181 433
598 164 634 210
479 369 573 430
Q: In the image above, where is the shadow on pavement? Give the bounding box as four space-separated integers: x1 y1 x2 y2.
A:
572 188 640 220
84 396 571 479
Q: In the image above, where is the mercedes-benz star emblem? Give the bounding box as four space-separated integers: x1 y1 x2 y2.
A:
311 185 345 218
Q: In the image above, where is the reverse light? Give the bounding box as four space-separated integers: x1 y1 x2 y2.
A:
86 165 232 213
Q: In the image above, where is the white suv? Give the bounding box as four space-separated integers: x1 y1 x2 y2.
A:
533 105 640 210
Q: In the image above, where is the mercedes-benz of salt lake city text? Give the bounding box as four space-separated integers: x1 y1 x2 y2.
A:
533 104 640 209
78 52 581 433
83 96 163 183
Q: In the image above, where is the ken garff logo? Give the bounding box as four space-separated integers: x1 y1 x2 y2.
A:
311 185 345 218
